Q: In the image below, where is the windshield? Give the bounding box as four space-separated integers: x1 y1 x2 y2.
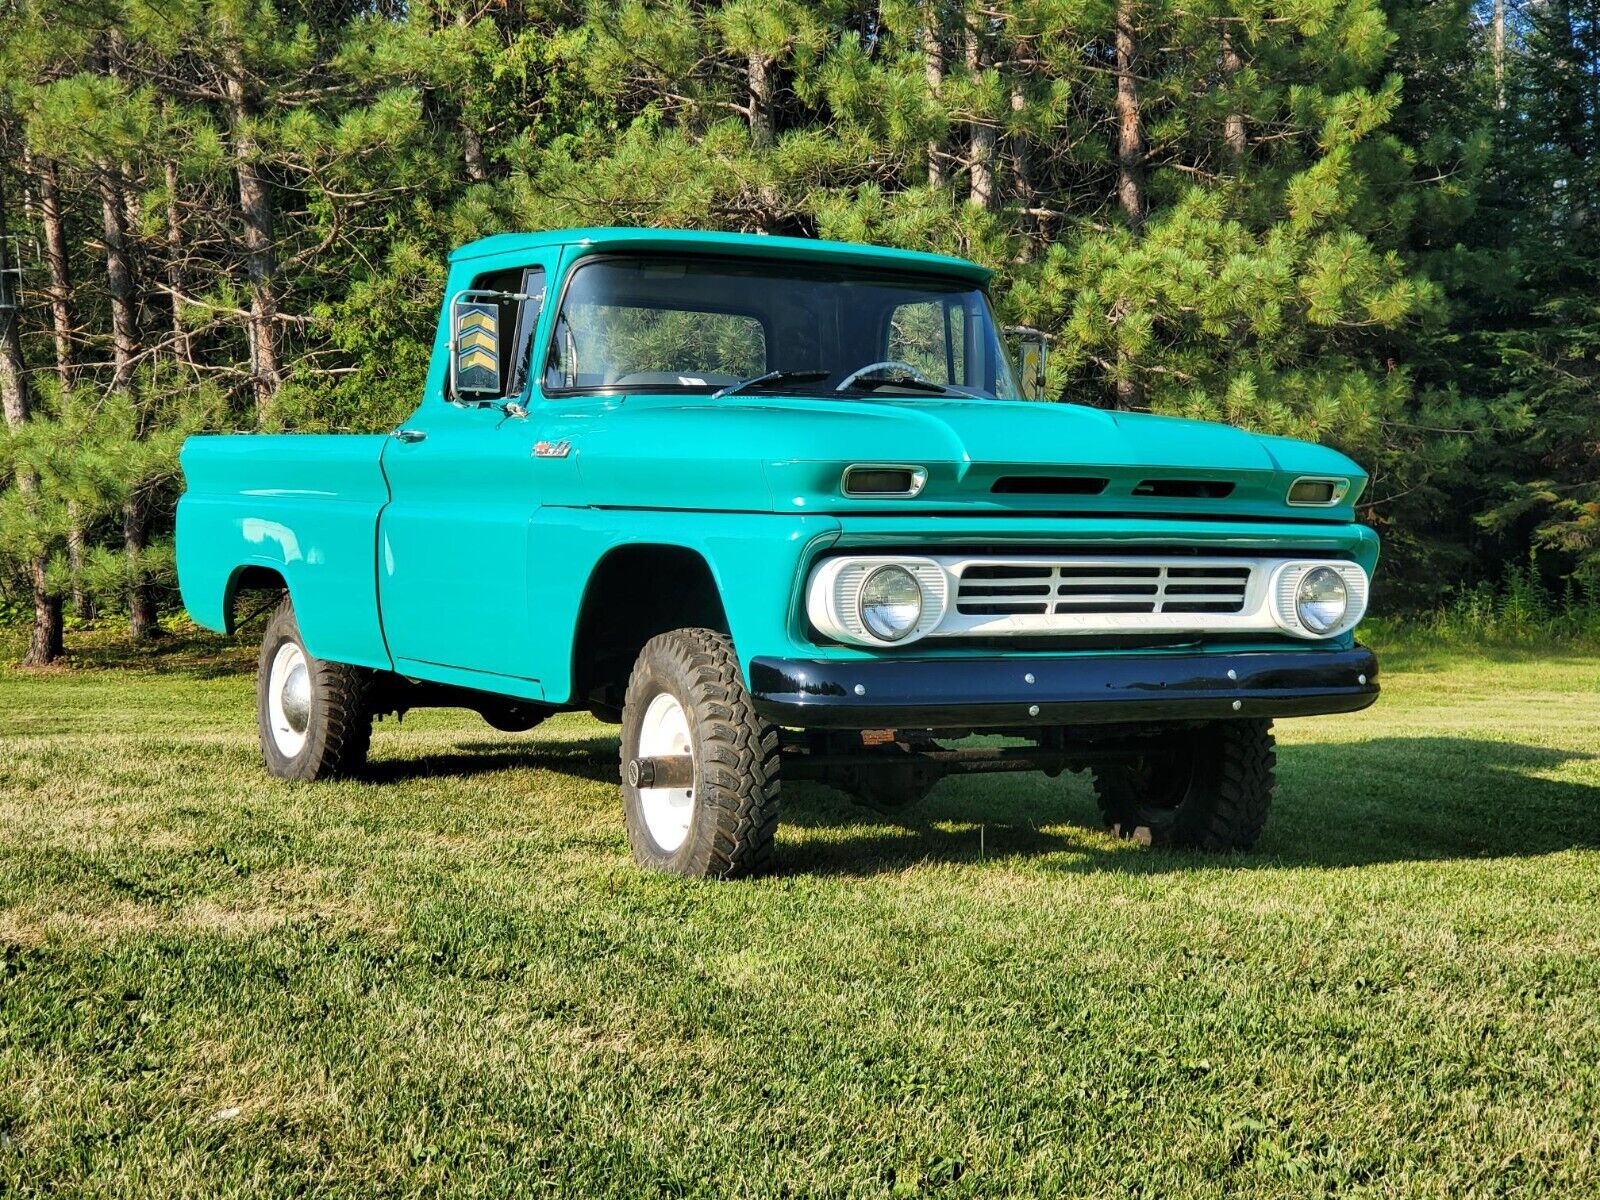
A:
544 254 1021 399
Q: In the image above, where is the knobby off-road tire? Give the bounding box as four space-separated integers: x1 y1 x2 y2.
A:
1091 719 1276 851
257 595 373 781
620 628 782 879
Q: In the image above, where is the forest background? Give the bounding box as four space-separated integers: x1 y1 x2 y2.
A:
0 0 1595 665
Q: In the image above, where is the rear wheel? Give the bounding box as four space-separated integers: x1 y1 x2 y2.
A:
1091 719 1276 850
619 628 781 878
257 596 372 781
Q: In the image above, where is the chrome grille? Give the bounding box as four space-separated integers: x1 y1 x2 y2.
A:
806 552 1369 644
952 559 1254 619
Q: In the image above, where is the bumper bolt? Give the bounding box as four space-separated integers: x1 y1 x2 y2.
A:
1231 700 1242 711
1024 672 1036 685
1226 669 1238 681
853 684 866 696
1028 704 1041 717
1358 673 1367 685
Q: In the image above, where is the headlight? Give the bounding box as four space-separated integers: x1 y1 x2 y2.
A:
1296 566 1348 633
858 565 923 641
806 556 948 646
1270 561 1369 638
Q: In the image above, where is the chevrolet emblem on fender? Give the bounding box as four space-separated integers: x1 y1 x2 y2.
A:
533 440 571 459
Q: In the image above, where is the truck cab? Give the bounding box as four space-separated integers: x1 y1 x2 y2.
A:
178 227 1378 877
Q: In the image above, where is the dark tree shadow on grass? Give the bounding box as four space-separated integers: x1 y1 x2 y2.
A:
361 737 620 787
776 737 1600 876
357 731 1599 875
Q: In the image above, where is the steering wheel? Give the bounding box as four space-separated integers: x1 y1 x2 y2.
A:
835 360 935 391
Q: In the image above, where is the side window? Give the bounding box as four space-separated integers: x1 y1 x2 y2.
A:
887 297 968 386
456 266 545 399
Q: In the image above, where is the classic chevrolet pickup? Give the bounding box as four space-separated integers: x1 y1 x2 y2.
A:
177 227 1379 877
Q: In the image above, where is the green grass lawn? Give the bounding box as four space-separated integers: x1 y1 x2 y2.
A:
2 630 1598 1197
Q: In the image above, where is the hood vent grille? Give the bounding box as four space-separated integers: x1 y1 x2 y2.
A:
843 464 927 497
1133 479 1235 499
991 476 1108 496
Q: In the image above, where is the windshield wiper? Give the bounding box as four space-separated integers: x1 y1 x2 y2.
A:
711 369 831 399
838 376 985 399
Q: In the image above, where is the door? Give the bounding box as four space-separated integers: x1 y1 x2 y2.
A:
377 265 548 692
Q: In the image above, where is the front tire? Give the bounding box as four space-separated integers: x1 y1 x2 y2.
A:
1091 719 1276 850
257 596 372 781
619 629 781 878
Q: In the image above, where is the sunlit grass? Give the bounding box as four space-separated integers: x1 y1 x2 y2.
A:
2 628 1598 1196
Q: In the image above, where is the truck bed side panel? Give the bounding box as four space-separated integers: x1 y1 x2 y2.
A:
176 434 393 670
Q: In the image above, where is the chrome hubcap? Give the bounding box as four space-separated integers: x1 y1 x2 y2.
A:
267 642 311 757
637 692 695 853
282 662 310 733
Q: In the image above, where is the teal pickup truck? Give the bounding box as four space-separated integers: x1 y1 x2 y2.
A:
178 227 1378 878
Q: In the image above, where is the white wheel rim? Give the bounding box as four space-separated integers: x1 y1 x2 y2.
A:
266 642 311 758
637 691 695 853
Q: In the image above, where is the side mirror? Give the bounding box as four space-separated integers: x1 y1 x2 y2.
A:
449 288 540 400
1006 326 1049 401
450 290 506 398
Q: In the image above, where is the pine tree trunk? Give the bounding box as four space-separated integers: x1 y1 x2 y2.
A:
0 172 64 665
38 160 91 619
99 168 138 390
454 9 490 182
1114 0 1147 232
748 50 775 150
67 506 91 620
1493 0 1506 109
99 162 157 639
223 48 283 415
1113 0 1146 411
38 158 73 393
746 50 782 229
461 123 489 182
1221 27 1247 165
923 4 946 186
1009 79 1036 245
26 550 65 665
164 159 192 365
123 490 158 637
965 14 995 209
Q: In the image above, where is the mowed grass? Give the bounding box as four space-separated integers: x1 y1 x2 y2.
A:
1 630 1598 1198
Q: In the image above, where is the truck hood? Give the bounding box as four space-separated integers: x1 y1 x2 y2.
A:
542 392 1367 521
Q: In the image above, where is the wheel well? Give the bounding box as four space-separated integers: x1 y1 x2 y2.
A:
227 565 288 632
572 545 730 721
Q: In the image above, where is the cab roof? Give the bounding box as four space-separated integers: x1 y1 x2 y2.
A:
448 227 992 285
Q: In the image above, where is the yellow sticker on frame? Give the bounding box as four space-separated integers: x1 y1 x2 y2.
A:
455 301 500 393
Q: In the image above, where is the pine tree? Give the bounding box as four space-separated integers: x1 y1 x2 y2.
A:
0 142 65 665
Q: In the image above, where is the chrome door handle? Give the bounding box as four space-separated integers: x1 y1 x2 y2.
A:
395 429 427 444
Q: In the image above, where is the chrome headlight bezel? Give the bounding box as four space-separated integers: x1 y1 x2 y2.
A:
1269 561 1369 639
806 556 948 647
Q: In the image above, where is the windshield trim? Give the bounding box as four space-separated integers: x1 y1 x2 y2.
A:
538 250 1014 399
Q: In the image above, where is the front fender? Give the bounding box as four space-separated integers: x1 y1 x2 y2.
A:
527 509 844 703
